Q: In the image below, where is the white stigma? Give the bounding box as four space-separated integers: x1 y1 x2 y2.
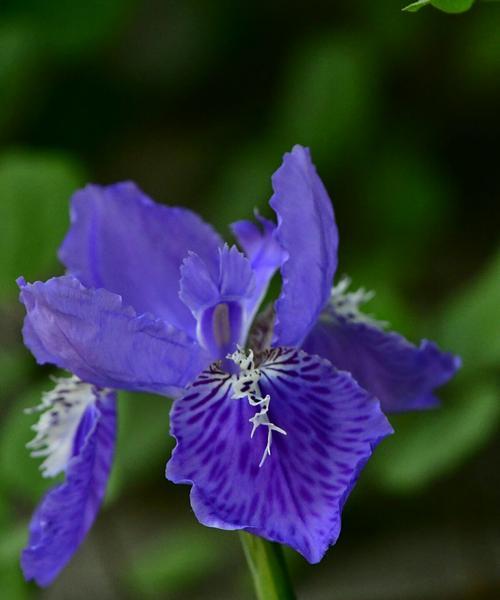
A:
25 376 96 478
227 347 286 467
328 276 388 327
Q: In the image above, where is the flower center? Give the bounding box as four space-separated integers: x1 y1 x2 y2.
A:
25 376 97 478
227 347 286 467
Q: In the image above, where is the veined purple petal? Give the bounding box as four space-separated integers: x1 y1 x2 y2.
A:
167 347 392 563
18 276 211 394
303 302 461 413
270 145 338 348
179 245 255 358
231 214 285 320
21 389 116 587
59 182 223 338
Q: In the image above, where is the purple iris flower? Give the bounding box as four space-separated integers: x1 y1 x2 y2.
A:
18 145 460 584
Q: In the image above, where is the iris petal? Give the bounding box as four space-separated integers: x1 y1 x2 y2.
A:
59 182 223 338
167 347 392 563
18 276 211 395
270 145 339 348
21 390 116 587
231 214 285 320
303 303 461 413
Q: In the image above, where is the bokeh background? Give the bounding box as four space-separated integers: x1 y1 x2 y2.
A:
1 1 499 598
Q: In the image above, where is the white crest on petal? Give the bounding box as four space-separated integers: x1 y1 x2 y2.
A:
326 276 388 328
25 376 97 478
227 347 286 467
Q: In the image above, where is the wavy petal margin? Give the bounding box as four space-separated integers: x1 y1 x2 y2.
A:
167 347 392 563
18 276 210 395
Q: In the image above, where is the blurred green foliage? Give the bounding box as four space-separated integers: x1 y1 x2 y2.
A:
0 380 54 503
440 246 500 371
369 378 499 491
367 245 500 492
0 0 499 598
1 0 137 59
0 152 84 299
125 529 224 597
107 391 174 503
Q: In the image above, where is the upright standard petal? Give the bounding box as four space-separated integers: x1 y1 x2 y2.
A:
179 245 255 358
270 145 338 348
231 214 285 320
18 276 211 394
303 280 461 413
21 386 116 587
167 347 392 563
59 182 223 338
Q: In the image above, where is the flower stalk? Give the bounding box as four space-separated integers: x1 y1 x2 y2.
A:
239 532 296 600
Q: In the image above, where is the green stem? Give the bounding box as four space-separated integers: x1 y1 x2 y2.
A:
239 532 296 600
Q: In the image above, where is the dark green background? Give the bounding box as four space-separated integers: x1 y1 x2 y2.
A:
0 1 499 598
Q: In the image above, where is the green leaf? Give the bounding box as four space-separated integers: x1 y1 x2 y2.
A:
439 246 500 371
403 0 475 11
370 379 500 492
403 0 431 11
0 151 85 302
431 0 475 12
